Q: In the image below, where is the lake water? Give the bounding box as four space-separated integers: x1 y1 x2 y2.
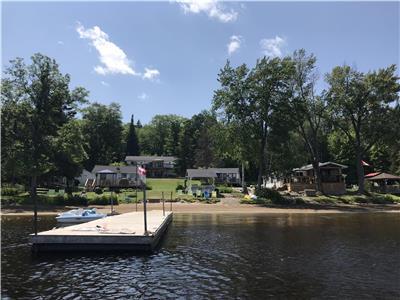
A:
2 213 400 299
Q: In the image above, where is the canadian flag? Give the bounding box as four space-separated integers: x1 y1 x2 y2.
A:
362 160 370 167
138 166 146 176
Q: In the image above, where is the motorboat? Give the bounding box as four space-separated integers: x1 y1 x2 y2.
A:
56 208 106 223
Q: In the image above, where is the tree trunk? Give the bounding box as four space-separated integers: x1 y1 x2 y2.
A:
30 175 38 235
66 179 73 196
257 132 267 190
312 160 322 193
241 161 247 194
356 150 365 194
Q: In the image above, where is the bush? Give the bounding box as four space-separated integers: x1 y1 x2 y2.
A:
66 195 88 206
216 186 233 193
176 184 185 191
255 188 283 202
145 184 152 190
255 188 297 205
1 187 21 196
88 194 119 206
94 187 103 194
371 195 395 204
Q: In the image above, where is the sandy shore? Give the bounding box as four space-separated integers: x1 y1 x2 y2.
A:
2 201 400 216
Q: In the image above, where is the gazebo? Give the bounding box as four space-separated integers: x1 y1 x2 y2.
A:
185 169 217 195
365 172 400 194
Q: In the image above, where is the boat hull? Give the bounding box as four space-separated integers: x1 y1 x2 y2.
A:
56 216 106 224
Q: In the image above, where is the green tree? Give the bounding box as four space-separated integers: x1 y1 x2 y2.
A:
125 114 140 156
1 53 88 232
214 57 294 189
52 120 88 194
82 102 123 170
288 49 327 191
326 65 400 193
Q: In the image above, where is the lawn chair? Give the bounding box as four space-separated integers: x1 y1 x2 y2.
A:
196 189 202 197
47 189 56 196
177 189 183 196
58 189 65 196
211 191 217 198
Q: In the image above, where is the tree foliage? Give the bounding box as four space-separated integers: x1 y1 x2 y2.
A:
82 102 123 170
326 64 400 193
125 114 140 156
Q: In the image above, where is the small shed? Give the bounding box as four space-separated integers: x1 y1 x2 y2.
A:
365 172 400 194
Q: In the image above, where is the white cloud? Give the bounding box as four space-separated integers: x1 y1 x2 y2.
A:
138 92 149 101
76 23 139 76
227 35 242 55
57 40 64 45
177 0 238 23
101 81 109 86
260 36 286 57
142 68 160 81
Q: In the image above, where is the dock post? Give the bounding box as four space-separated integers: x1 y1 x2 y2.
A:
170 191 173 211
162 191 165 216
110 190 114 214
143 187 148 234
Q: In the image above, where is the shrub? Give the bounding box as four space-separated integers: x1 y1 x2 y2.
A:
94 187 103 194
255 188 298 205
88 194 119 206
371 195 395 204
66 195 88 206
176 184 185 191
255 188 283 202
216 186 233 194
145 185 152 190
124 192 137 197
1 187 21 196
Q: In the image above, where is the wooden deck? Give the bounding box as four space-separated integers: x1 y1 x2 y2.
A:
30 210 173 252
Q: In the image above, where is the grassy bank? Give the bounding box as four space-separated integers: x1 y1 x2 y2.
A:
240 190 400 206
1 178 215 206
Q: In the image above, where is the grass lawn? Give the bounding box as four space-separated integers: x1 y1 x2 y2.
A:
86 178 202 202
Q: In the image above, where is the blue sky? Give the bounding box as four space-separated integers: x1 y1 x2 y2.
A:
2 1 399 124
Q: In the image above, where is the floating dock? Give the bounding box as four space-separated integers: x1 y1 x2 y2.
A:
30 210 172 252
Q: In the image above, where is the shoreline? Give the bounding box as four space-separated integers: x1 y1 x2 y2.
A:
2 202 399 216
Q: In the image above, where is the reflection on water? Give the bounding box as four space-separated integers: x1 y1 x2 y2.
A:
2 213 400 299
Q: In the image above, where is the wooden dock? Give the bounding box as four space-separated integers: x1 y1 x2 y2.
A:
30 210 173 252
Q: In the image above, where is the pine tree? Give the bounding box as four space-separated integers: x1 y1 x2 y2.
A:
126 115 140 156
136 119 142 128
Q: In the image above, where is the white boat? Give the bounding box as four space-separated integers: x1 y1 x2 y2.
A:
56 208 106 223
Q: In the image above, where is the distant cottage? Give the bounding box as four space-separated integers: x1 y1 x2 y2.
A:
85 165 142 191
186 168 241 185
125 156 177 178
288 162 347 195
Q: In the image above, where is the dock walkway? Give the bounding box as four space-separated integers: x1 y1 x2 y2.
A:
30 210 172 252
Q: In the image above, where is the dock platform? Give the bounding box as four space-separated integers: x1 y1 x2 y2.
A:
30 210 173 252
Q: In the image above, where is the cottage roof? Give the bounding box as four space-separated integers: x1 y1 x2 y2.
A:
209 168 240 174
125 156 177 163
92 165 137 174
186 169 218 178
293 161 348 172
365 172 400 181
